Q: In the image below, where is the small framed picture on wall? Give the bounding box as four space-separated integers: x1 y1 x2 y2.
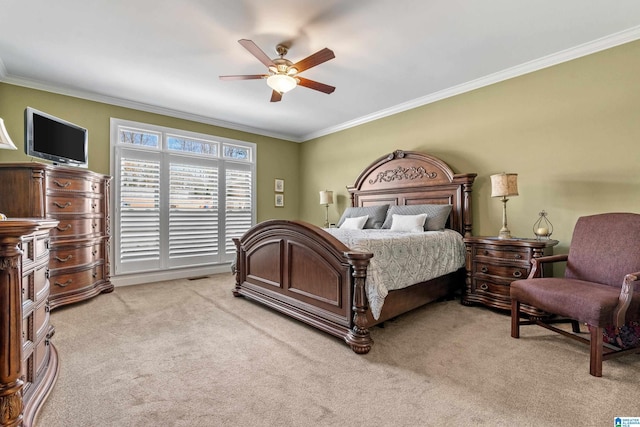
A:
275 193 284 207
275 178 284 193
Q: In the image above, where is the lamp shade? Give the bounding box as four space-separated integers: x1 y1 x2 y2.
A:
267 74 297 93
490 173 518 198
319 190 334 205
0 119 18 150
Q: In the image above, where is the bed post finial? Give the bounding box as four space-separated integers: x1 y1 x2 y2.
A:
389 150 405 160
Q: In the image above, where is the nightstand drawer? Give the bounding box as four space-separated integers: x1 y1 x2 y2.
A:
473 262 528 280
472 278 510 297
473 246 528 261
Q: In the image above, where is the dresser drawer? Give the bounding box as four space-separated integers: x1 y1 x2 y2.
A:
47 195 104 215
473 262 528 280
47 174 103 194
50 242 103 270
50 263 105 294
50 218 105 240
33 300 50 339
22 261 49 305
473 245 528 261
33 334 50 381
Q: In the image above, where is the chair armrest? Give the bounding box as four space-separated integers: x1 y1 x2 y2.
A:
614 271 640 327
527 254 569 279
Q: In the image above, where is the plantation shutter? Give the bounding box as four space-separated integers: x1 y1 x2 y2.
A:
225 164 253 257
168 160 219 268
112 119 255 277
116 149 161 273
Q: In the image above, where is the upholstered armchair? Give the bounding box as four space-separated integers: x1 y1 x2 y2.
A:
510 213 640 377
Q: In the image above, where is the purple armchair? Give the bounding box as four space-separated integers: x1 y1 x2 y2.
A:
510 213 640 377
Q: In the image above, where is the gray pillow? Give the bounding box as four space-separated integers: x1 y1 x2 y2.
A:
381 204 452 231
337 205 389 229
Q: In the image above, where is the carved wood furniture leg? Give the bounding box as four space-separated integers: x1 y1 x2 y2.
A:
345 252 374 354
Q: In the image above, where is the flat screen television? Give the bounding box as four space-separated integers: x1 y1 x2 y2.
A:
25 107 88 168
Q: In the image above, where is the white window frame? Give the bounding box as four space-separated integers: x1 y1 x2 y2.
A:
110 118 256 285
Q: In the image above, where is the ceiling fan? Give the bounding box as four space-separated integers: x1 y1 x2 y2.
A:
219 39 335 102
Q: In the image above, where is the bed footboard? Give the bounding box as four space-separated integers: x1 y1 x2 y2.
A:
233 220 374 353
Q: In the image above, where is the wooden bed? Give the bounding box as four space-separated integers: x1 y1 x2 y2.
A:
233 150 476 353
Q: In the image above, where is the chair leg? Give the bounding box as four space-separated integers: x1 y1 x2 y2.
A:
571 320 581 333
589 326 603 377
511 299 520 338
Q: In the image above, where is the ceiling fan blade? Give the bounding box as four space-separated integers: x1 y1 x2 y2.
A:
270 91 283 102
238 39 276 68
219 75 266 80
297 77 335 94
292 48 335 73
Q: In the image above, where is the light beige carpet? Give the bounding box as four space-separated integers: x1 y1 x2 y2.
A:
37 273 640 426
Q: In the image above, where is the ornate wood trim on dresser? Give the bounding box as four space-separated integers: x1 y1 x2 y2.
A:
0 219 58 427
0 163 113 309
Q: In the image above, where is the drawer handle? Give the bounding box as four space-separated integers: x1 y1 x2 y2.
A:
92 223 97 229
55 254 73 262
91 203 97 210
56 224 72 232
480 266 488 273
92 249 98 256
513 271 523 278
514 254 522 259
92 271 98 279
54 201 72 209
53 180 71 188
92 183 97 191
54 279 72 287
483 250 489 255
480 283 489 290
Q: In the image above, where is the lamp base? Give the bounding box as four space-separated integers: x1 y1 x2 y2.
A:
498 228 512 239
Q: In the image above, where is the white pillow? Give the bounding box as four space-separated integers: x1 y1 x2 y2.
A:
389 213 428 232
340 215 369 230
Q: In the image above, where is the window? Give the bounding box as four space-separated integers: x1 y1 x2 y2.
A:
111 119 255 276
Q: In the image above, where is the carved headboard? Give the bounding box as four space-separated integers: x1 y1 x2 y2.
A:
346 150 477 236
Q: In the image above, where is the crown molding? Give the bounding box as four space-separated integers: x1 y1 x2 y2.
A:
0 57 7 80
3 25 639 144
0 74 301 142
301 25 640 142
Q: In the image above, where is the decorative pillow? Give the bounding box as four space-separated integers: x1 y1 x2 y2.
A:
336 205 389 229
382 204 452 231
389 214 428 232
340 215 369 230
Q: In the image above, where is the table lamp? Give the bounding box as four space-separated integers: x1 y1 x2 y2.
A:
319 190 334 228
490 173 518 239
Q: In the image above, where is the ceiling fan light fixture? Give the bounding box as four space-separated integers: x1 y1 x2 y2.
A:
267 74 297 93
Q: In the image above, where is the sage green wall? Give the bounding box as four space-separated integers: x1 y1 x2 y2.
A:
300 40 640 254
0 83 300 222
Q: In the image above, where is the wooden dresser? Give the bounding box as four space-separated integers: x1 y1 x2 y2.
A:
0 163 113 309
0 219 58 427
462 236 558 316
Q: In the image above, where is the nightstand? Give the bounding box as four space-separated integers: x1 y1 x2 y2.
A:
462 236 558 316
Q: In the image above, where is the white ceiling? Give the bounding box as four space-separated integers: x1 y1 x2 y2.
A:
1 1 640 142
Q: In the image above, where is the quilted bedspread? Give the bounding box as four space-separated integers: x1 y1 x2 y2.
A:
323 228 466 319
